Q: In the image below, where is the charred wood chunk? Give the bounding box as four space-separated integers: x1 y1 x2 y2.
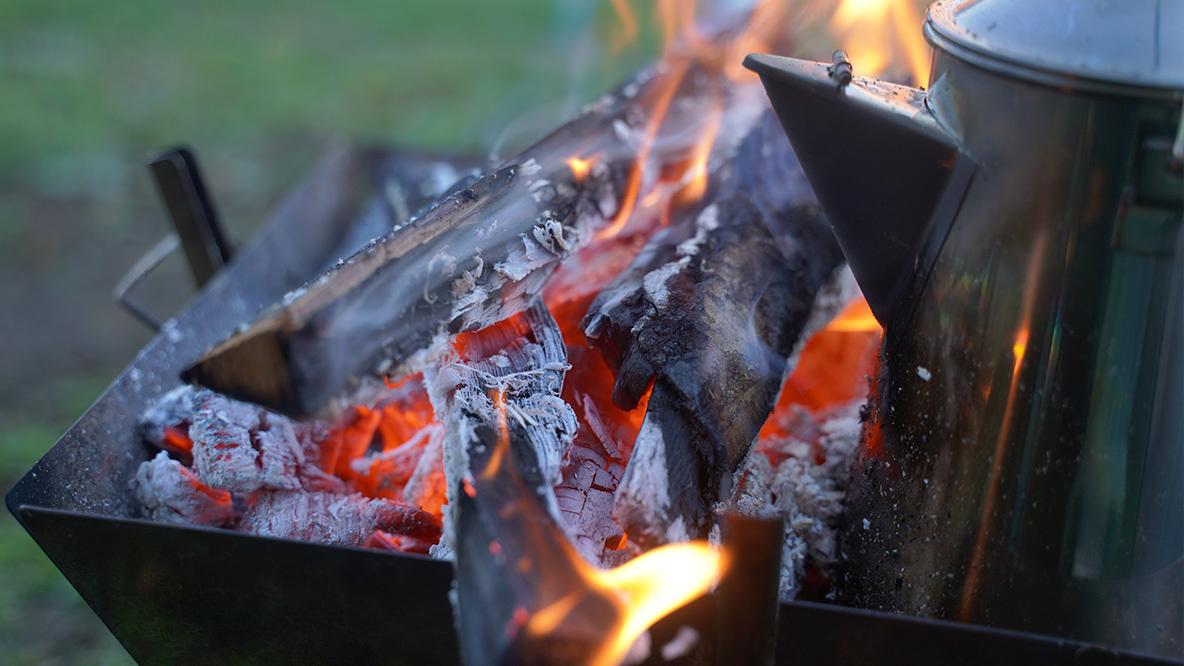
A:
584 112 845 545
187 388 335 493
184 123 622 418
239 490 441 547
132 451 237 527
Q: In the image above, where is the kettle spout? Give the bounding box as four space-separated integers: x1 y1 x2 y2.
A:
744 52 974 328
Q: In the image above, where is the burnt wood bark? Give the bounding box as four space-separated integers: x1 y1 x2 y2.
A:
582 111 845 546
181 60 745 417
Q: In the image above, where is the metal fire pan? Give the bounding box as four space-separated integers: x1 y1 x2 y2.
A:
6 144 1176 666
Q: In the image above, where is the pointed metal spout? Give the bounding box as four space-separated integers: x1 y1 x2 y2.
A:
744 52 974 328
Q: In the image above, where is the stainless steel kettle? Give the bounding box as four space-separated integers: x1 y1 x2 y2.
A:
747 0 1183 657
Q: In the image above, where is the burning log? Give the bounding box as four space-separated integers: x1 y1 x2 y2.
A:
132 451 237 527
239 490 441 548
182 35 774 420
582 111 846 546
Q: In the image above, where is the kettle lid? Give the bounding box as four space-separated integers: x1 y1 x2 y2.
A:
927 0 1184 94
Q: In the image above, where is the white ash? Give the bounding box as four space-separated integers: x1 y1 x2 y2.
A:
239 490 426 548
660 626 700 661
730 400 864 600
136 384 197 447
131 451 235 527
613 418 673 543
402 424 446 507
183 389 340 494
674 204 721 257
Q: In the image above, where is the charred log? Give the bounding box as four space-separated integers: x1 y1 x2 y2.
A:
181 60 742 418
426 299 603 664
582 111 846 546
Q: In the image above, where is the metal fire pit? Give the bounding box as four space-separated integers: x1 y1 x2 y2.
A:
7 146 1179 666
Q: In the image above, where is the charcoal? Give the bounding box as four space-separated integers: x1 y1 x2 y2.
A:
583 111 847 546
131 451 236 527
239 490 441 547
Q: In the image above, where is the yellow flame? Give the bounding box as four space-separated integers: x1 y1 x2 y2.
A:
528 541 726 666
677 95 723 204
831 0 930 86
567 155 596 182
826 295 881 332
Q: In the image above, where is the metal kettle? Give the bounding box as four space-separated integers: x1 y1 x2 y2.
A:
748 0 1183 658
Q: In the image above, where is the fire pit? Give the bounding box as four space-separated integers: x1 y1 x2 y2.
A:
8 0 1182 664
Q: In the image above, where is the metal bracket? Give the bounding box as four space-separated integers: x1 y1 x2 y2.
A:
114 146 234 331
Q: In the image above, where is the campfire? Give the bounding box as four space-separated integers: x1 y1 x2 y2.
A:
122 0 912 662
26 0 1178 664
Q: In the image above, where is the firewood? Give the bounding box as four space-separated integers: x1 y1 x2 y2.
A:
131 451 237 527
239 490 441 547
582 111 847 546
182 59 734 418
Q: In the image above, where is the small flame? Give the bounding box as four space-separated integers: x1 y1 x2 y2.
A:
609 0 639 52
831 0 930 87
482 388 511 480
676 94 723 204
528 541 726 666
567 155 597 183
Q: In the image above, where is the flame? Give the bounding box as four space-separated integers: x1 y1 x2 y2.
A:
567 155 597 183
482 388 511 480
595 57 690 241
825 294 881 332
831 0 930 86
675 93 723 204
528 541 726 666
609 0 639 52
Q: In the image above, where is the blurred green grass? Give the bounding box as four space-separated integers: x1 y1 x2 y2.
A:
0 1 655 662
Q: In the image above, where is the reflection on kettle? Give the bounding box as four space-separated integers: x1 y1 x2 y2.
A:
748 0 1183 658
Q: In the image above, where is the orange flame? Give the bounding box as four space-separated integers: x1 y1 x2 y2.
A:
676 93 723 204
528 541 726 666
609 0 639 52
831 0 930 87
825 295 881 332
567 155 597 183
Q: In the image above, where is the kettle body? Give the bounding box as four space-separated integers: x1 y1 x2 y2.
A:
748 0 1183 657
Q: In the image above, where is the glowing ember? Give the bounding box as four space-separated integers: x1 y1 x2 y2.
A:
566 155 597 182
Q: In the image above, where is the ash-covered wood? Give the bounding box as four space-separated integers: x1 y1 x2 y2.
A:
187 388 345 493
239 490 441 548
582 111 846 546
426 300 620 664
182 56 749 419
132 451 237 527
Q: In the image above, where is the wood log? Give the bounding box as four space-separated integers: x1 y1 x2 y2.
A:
582 111 846 546
182 59 737 417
